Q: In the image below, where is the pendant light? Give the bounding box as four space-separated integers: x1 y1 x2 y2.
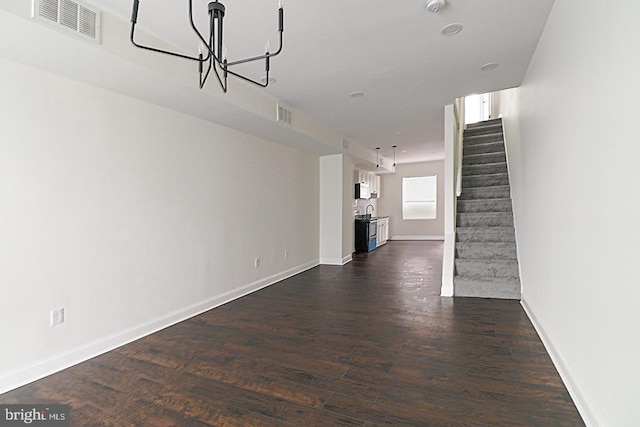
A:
376 147 380 168
392 145 397 167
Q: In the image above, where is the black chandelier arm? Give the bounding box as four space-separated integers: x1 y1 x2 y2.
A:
224 67 269 88
130 0 208 63
200 56 229 92
225 32 283 67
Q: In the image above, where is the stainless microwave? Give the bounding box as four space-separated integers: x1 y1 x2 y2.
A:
355 183 370 199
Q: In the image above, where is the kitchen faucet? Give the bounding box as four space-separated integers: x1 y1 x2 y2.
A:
366 204 374 216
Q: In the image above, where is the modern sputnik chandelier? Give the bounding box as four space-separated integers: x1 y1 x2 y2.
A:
130 0 284 93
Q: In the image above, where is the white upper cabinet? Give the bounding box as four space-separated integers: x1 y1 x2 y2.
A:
354 169 381 199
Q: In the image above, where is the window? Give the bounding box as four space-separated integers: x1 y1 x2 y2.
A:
402 176 437 220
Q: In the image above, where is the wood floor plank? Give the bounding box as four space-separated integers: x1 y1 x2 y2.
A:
0 241 585 426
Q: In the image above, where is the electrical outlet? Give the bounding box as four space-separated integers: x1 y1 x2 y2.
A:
50 307 64 327
254 258 260 268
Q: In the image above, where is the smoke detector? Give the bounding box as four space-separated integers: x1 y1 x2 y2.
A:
426 0 446 13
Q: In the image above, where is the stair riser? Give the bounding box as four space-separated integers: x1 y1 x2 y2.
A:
466 118 502 129
457 199 513 213
456 244 517 260
455 259 520 278
457 214 514 227
464 126 503 137
462 163 508 176
464 142 505 155
463 152 507 165
458 187 511 200
463 174 509 188
464 134 505 147
453 280 520 300
456 229 516 243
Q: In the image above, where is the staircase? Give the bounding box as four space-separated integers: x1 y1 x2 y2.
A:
454 118 521 300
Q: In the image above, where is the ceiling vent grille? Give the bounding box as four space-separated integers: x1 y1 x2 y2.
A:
276 103 293 126
33 0 101 43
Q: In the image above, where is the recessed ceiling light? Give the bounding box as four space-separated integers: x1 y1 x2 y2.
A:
441 23 463 36
481 62 499 71
349 91 365 98
260 76 277 84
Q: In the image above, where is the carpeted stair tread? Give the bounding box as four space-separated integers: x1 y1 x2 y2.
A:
466 118 502 129
453 276 521 300
455 242 518 260
456 227 516 242
463 134 505 146
462 151 507 165
457 212 514 227
458 185 511 200
462 173 510 188
463 140 506 155
465 120 503 136
462 162 508 176
455 258 520 278
457 198 513 213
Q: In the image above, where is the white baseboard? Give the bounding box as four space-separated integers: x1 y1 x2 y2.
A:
521 299 603 427
0 260 319 395
390 235 445 241
320 254 352 266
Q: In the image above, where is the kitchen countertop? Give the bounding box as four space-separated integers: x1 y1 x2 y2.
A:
355 215 389 221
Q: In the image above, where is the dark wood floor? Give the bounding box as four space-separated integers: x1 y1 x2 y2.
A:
1 241 584 426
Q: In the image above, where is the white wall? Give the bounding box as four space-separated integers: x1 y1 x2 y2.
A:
319 154 346 265
342 156 355 258
496 1 640 425
319 154 358 264
0 57 320 392
378 161 445 240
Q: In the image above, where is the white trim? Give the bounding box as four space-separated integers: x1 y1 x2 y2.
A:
0 260 319 395
390 235 444 241
440 232 455 297
320 254 352 265
521 299 603 427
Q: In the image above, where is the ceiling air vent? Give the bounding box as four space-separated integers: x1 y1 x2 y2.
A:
276 103 293 126
33 0 101 43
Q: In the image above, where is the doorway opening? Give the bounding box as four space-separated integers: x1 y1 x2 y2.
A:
464 93 491 125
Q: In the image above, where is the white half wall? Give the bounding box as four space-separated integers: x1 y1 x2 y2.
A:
495 1 640 425
0 56 320 393
318 153 355 265
319 154 346 265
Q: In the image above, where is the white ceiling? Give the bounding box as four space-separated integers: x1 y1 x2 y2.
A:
84 0 555 164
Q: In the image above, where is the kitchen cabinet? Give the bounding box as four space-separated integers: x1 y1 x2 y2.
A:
376 217 389 247
371 174 381 198
354 169 381 198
